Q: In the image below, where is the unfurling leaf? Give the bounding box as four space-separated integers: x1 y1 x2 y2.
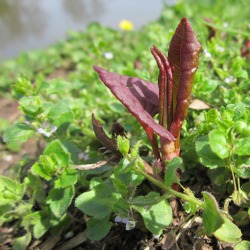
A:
168 18 202 138
93 66 175 142
94 18 201 163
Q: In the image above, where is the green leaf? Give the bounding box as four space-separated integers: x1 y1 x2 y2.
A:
31 155 56 181
234 137 250 156
13 232 32 250
209 129 230 159
44 140 70 166
130 192 162 206
117 135 130 156
235 240 250 250
54 167 78 188
202 192 224 235
164 157 182 187
0 175 24 205
0 204 14 225
22 211 51 239
58 139 82 164
235 69 248 79
44 79 71 95
214 217 242 243
3 123 34 144
86 217 112 241
19 96 43 116
24 173 46 203
207 168 230 194
133 199 172 235
241 181 250 198
235 157 250 178
13 75 34 98
75 179 119 219
183 201 197 214
47 186 75 218
206 108 220 123
47 100 73 126
113 158 144 196
195 135 225 169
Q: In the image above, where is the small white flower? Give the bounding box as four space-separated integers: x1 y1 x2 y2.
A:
216 45 225 53
114 214 136 230
78 152 89 161
103 52 114 60
225 76 235 83
37 122 57 137
203 49 212 59
64 231 74 239
153 234 161 239
50 94 58 100
4 155 13 162
125 220 135 230
223 22 229 27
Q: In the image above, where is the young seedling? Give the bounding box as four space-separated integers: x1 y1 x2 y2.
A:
93 18 202 175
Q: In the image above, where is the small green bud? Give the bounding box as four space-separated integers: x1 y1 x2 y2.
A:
117 135 130 157
2 190 15 199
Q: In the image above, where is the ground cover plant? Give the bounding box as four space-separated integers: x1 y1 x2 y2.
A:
0 0 250 249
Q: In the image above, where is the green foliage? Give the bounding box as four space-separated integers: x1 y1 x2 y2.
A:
213 217 242 243
202 192 224 235
0 0 249 248
47 186 75 218
13 232 32 250
0 175 24 205
3 123 35 143
117 135 130 157
133 198 172 235
195 135 225 169
235 241 250 250
209 129 230 159
86 217 112 241
164 157 183 187
75 178 119 219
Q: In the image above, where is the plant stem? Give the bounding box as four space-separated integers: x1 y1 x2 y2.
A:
227 155 237 192
136 160 203 207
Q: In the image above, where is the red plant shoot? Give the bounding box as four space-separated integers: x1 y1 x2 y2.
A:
93 18 201 174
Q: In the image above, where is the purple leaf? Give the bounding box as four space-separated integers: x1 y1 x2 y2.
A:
94 66 175 141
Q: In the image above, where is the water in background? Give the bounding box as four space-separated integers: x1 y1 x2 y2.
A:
0 0 175 62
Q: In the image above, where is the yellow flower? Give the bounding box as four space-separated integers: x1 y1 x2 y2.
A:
119 20 134 31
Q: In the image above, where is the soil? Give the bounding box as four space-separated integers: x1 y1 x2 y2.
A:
0 98 41 176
